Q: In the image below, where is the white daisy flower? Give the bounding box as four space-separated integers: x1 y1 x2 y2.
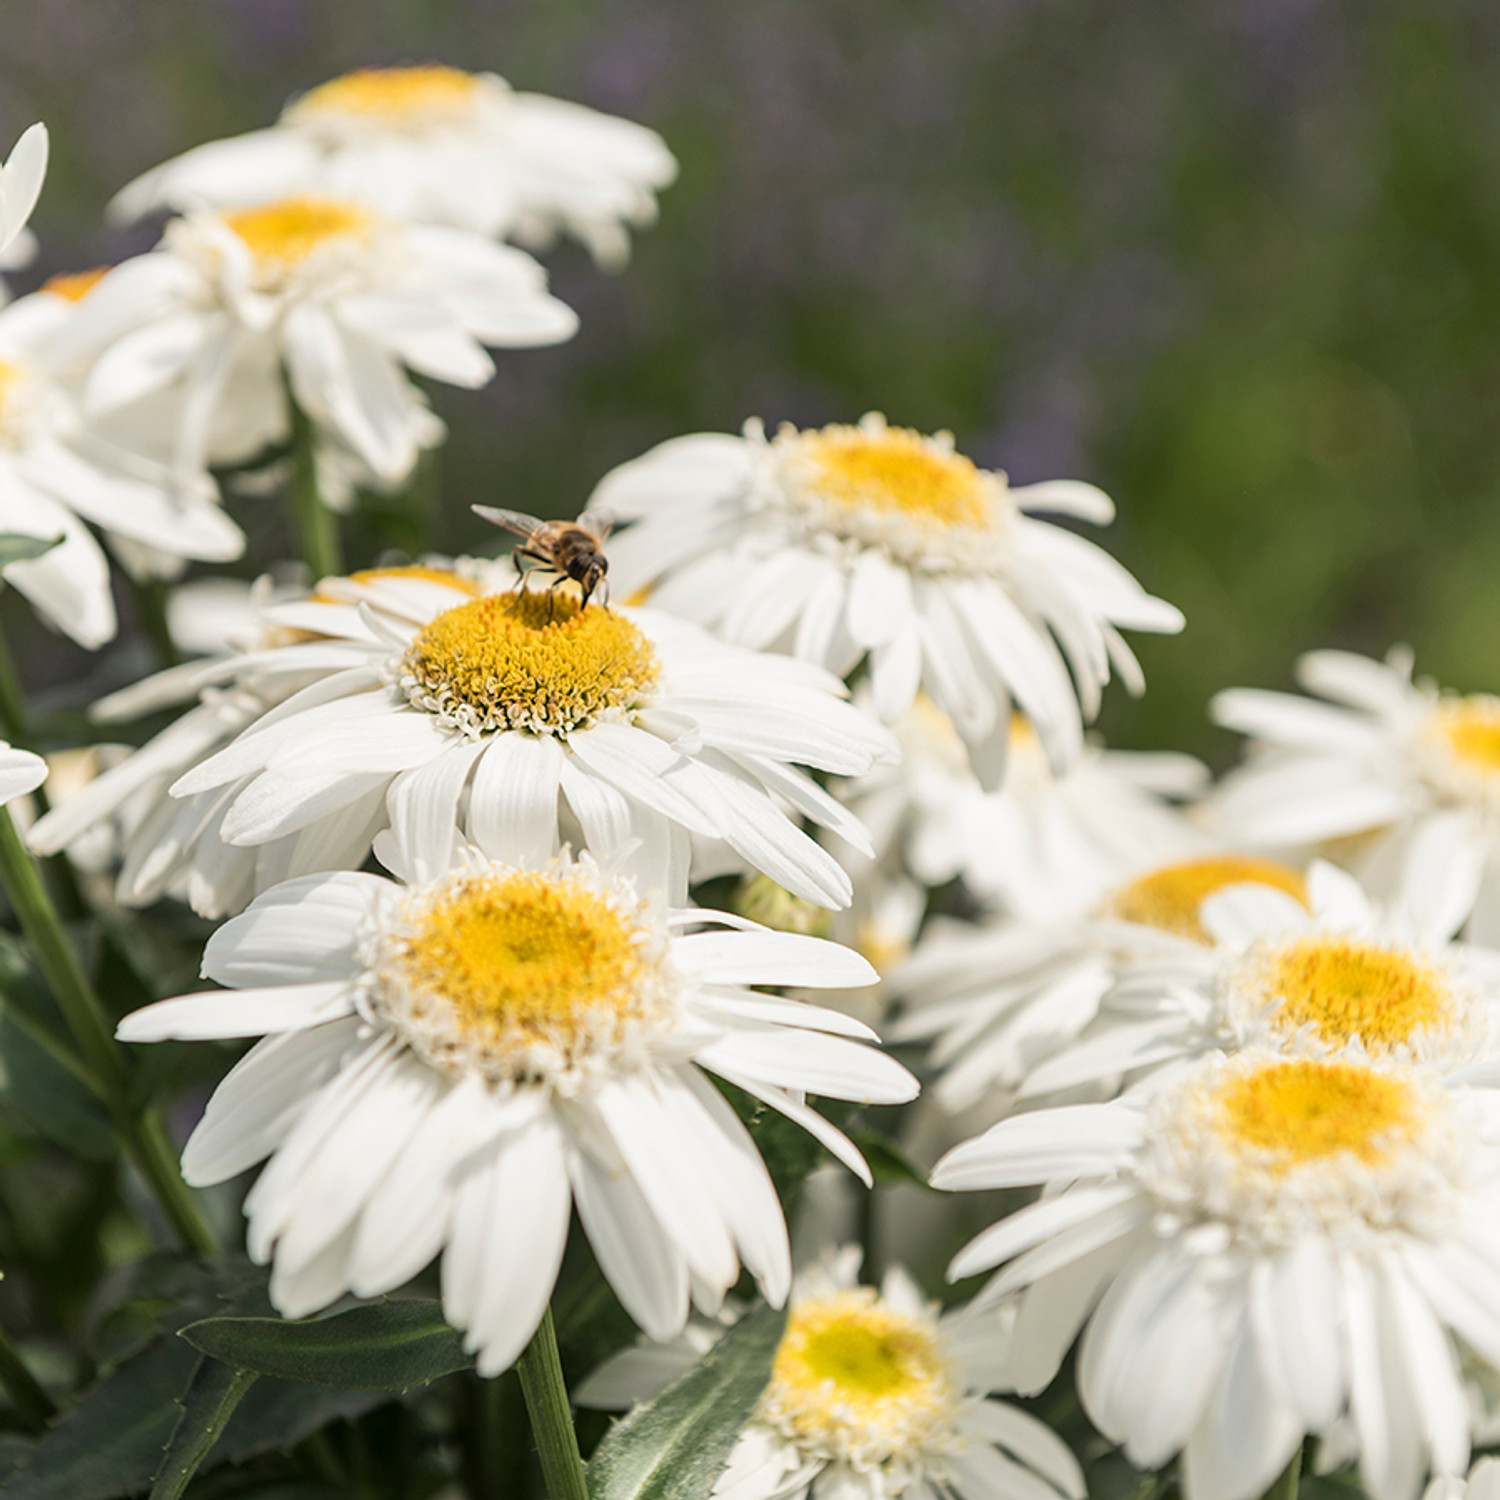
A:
888 854 1311 1114
590 413 1183 785
1007 857 1500 1112
1426 1457 1500 1500
932 1049 1500 1500
115 850 917 1369
51 193 577 500
835 695 1208 921
109 65 677 268
0 278 245 648
578 1245 1085 1500
0 743 46 807
1210 647 1500 944
34 566 896 915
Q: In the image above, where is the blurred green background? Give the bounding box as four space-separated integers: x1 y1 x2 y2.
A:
4 0 1500 763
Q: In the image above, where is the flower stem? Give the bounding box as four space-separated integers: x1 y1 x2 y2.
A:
1259 1446 1302 1500
286 392 343 581
129 576 181 670
0 807 215 1255
515 1306 588 1500
0 1318 53 1430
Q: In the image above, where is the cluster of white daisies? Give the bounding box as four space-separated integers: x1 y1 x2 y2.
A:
1 59 1498 1500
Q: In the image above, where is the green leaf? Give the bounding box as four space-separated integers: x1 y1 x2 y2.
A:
0 534 63 568
2 1333 201 1500
181 1299 473 1392
586 1302 787 1500
847 1130 935 1192
149 1359 257 1500
211 1380 384 1467
0 1009 114 1160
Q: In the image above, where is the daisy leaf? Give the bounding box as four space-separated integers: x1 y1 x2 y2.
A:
585 1301 787 1500
0 533 63 568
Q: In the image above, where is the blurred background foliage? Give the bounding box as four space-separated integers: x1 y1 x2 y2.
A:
2 0 1499 765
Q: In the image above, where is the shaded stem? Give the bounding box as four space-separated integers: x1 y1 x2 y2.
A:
515 1306 588 1500
0 808 215 1255
0 629 27 749
0 1318 54 1430
129 576 181 670
1259 1446 1302 1500
287 393 343 580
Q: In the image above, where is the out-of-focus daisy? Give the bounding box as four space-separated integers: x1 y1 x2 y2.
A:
578 1245 1085 1500
116 850 915 1369
1425 1458 1500 1500
0 125 46 265
110 65 677 268
889 853 1310 1114
1211 648 1500 944
35 565 895 914
0 275 244 648
590 414 1183 785
933 1050 1500 1500
834 695 1208 921
1016 859 1500 1103
52 195 576 502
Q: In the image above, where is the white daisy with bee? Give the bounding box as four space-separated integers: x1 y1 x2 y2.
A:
47 190 577 504
934 1049 1500 1500
34 560 895 915
109 64 677 268
115 849 916 1370
589 413 1183 786
1211 647 1500 944
578 1245 1086 1500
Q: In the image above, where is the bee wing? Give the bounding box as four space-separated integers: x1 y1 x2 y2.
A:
472 505 544 538
577 507 616 543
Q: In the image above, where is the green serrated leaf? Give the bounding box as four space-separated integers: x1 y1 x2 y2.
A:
181 1299 472 1392
212 1380 384 1467
149 1357 257 1500
586 1302 787 1500
0 534 63 569
2 1333 201 1500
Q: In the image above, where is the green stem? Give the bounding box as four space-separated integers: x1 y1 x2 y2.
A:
0 1318 53 1430
129 576 181 670
287 393 343 581
1259 1446 1302 1500
0 630 27 750
515 1306 588 1500
0 809 215 1256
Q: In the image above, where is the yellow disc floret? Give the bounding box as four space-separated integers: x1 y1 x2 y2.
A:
800 423 990 531
1433 698 1500 779
1260 935 1453 1053
1214 1057 1420 1171
289 65 483 128
42 267 109 302
1105 857 1309 943
379 864 669 1086
223 197 375 271
761 1290 956 1465
399 590 659 737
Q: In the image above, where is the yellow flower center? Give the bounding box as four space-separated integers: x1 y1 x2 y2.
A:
0 360 20 430
1214 1058 1421 1171
289 65 483 127
1106 857 1309 943
42 267 108 302
1432 698 1500 780
400 590 659 737
223 197 375 270
387 868 659 1081
800 424 991 530
761 1292 955 1463
1259 935 1453 1053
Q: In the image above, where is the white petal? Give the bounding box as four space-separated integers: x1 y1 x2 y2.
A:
116 981 354 1042
467 734 563 867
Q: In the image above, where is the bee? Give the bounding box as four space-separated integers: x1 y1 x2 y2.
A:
473 506 612 612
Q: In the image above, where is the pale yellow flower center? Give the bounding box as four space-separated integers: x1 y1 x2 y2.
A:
393 870 649 1057
1432 698 1500 780
42 267 108 302
400 590 659 736
1259 935 1453 1053
0 360 21 431
1213 1057 1421 1172
223 197 375 270
801 424 989 530
290 64 483 126
761 1291 955 1463
1105 857 1309 943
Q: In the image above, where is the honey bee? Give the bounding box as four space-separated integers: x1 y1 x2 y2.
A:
473 506 612 612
